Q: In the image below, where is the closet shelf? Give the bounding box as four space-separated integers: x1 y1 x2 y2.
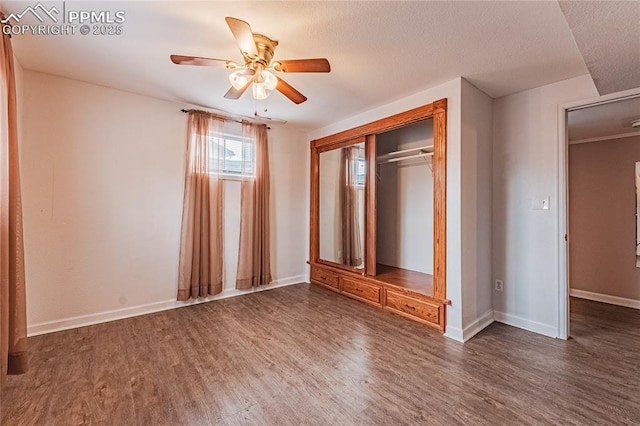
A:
376 145 434 164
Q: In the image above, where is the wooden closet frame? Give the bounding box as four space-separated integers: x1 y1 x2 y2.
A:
310 98 448 329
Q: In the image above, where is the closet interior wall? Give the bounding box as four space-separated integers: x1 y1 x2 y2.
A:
376 120 434 275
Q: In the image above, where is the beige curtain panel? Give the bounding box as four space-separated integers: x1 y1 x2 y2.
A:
236 124 271 289
1 24 28 386
339 146 363 267
177 112 225 301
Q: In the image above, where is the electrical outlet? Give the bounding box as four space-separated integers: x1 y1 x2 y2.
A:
495 279 504 292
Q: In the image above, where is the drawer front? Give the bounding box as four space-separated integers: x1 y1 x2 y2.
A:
310 266 340 290
342 278 381 304
384 290 440 325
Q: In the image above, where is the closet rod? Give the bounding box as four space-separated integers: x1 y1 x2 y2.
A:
376 145 434 162
376 152 433 164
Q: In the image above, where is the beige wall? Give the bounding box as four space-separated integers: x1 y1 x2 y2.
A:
569 136 640 300
492 75 598 337
460 78 493 332
20 71 308 332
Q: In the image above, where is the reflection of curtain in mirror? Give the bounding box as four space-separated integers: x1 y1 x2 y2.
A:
636 162 640 266
339 147 363 266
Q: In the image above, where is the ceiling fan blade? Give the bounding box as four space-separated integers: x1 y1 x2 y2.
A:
273 59 331 73
225 17 258 59
170 55 235 67
276 77 307 104
224 74 256 100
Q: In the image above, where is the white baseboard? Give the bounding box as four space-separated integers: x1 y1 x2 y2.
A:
462 310 494 341
445 310 495 343
570 289 640 310
493 311 557 338
443 326 463 342
27 275 306 337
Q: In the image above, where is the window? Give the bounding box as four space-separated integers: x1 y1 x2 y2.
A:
353 145 366 188
210 132 255 178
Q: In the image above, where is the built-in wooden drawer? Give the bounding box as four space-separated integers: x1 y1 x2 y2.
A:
384 290 440 326
341 278 381 305
310 266 340 290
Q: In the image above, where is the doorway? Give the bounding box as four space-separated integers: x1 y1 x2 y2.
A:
559 91 640 338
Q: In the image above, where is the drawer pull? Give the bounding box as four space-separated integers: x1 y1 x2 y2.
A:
355 288 363 293
404 304 416 310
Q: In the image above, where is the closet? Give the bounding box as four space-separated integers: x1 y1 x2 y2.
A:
309 99 449 331
376 120 434 277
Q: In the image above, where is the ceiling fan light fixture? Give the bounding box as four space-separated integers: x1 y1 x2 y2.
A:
229 68 252 90
250 71 277 100
261 70 277 91
252 81 271 100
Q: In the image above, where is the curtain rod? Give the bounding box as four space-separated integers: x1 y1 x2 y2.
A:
180 109 270 130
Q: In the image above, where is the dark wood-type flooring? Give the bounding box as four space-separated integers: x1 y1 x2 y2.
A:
1 284 639 425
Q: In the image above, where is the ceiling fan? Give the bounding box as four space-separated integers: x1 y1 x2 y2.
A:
170 17 331 104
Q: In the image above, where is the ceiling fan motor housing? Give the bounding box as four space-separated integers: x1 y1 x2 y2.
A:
251 33 279 69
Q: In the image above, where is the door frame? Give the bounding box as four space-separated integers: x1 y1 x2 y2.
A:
557 87 640 339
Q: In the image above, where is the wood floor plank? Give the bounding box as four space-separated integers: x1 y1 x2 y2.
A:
2 285 639 425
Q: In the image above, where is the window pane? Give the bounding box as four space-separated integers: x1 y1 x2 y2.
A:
225 139 243 173
208 134 255 176
355 159 366 186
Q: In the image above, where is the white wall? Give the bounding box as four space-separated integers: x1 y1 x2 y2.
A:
308 78 465 341
376 121 433 274
20 71 308 334
460 78 494 339
492 75 598 337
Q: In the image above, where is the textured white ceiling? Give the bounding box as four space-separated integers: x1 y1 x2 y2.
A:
3 1 590 130
568 96 640 142
559 1 640 96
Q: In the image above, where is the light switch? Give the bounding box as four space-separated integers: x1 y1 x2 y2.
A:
531 196 550 210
